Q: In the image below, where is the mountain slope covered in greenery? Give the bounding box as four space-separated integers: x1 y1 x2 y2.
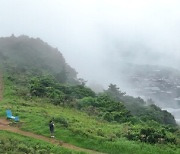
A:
0 35 77 84
0 35 179 154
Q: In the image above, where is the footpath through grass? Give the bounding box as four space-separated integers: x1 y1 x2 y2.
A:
0 98 179 154
0 131 84 154
0 78 179 154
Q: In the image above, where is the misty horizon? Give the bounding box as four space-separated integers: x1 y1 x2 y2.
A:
0 1 180 152
1 0 180 111
1 1 180 83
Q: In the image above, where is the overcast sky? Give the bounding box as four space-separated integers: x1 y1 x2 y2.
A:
1 0 180 86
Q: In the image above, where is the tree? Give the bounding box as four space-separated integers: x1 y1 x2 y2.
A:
78 78 87 86
104 84 126 101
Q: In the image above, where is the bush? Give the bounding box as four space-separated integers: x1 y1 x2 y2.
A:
77 97 97 109
125 127 177 144
54 117 69 128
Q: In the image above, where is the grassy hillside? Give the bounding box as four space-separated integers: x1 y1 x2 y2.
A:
0 75 179 154
0 36 179 153
0 131 82 154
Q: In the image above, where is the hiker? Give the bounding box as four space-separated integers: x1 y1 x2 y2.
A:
49 120 55 138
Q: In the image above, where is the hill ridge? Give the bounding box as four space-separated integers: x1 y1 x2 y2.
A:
0 35 78 84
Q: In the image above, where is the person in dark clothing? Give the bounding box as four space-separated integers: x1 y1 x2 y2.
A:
49 120 55 138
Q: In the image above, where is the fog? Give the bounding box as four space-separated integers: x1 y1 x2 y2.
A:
1 1 180 118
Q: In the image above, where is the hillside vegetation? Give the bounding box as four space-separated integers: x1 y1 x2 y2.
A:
0 35 179 154
0 35 77 84
0 131 82 154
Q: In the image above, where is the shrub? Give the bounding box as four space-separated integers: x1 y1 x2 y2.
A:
54 117 69 128
125 127 177 144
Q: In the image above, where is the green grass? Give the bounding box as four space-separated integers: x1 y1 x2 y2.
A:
0 77 180 154
0 131 83 154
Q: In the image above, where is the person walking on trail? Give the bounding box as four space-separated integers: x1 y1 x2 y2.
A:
49 120 55 138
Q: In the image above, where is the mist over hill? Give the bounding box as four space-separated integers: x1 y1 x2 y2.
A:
98 62 180 123
0 35 78 84
0 35 179 125
0 1 180 153
107 63 180 107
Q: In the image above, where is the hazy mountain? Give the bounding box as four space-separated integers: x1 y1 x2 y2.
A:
0 35 77 84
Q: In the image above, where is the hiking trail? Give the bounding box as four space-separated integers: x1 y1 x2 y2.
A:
0 75 102 154
0 119 102 154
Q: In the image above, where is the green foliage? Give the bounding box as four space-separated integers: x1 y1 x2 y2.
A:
0 36 180 153
28 77 178 126
29 76 95 105
0 90 180 154
125 127 177 144
140 128 176 144
105 84 177 126
71 85 96 99
77 94 131 123
138 104 177 126
30 76 55 97
104 83 126 101
0 131 80 154
54 117 69 128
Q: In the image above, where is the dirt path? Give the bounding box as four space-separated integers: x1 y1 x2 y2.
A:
0 119 103 154
0 74 103 153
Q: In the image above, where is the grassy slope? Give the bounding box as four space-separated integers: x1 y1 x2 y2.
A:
0 131 83 154
0 77 179 154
